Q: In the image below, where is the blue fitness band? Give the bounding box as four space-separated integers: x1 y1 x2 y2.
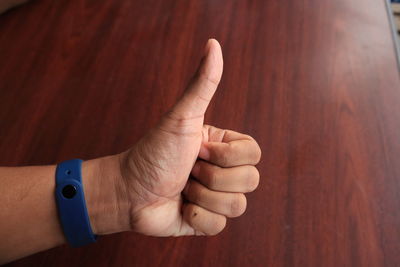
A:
55 159 97 247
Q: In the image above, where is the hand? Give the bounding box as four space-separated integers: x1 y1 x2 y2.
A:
117 39 261 236
0 38 260 264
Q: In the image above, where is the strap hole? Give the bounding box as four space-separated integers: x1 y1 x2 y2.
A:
62 185 77 199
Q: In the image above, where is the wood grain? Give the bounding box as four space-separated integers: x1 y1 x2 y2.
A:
1 0 400 266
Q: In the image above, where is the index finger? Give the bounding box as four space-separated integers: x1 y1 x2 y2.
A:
199 129 262 167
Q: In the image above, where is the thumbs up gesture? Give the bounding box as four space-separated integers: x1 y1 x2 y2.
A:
114 39 261 236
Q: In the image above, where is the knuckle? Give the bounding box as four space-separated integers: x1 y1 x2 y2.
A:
253 143 262 164
229 194 247 217
204 166 220 189
164 109 181 121
247 167 260 192
244 136 262 164
198 72 220 88
163 108 197 124
218 148 231 167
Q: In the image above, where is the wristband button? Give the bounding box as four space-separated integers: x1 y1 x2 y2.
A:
62 185 77 199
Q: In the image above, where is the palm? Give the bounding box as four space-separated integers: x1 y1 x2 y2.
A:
124 115 205 236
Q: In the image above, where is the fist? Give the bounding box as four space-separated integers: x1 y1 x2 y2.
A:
182 125 261 235
117 39 261 236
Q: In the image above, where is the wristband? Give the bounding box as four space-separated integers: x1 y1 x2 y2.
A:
55 159 97 247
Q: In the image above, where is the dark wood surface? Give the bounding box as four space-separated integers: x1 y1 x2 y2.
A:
1 0 400 266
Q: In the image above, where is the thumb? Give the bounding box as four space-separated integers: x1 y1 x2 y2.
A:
170 39 223 120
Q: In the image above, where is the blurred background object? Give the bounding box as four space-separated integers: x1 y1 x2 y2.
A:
0 0 28 14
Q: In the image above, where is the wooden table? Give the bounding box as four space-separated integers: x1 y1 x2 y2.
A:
1 0 400 266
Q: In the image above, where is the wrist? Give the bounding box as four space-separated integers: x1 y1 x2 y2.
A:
81 155 131 235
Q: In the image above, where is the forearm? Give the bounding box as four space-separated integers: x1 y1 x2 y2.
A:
0 164 64 263
0 155 130 264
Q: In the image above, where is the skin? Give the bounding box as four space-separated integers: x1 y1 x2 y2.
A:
0 39 261 264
